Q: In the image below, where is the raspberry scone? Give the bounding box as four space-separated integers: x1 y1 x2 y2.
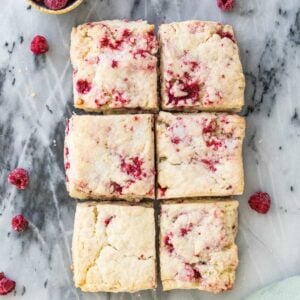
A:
65 114 155 201
71 20 158 112
73 202 156 292
159 21 245 112
160 200 238 292
156 112 245 199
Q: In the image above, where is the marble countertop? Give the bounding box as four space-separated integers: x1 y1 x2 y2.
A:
0 0 300 299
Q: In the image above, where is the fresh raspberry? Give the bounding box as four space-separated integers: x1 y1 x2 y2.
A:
76 80 91 94
44 0 68 10
217 0 235 11
8 168 29 190
0 274 16 296
11 215 29 232
248 192 271 214
30 35 49 55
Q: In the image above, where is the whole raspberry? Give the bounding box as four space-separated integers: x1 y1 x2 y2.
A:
30 35 49 55
11 215 29 232
44 0 69 10
76 80 91 94
8 168 29 190
0 274 16 296
217 0 235 11
248 192 271 214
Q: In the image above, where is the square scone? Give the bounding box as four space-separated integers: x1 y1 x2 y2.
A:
71 20 158 112
160 200 239 292
159 21 245 112
65 114 155 201
72 202 156 292
156 112 245 199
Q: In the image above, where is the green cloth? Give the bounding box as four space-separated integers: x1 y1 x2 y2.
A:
246 276 300 300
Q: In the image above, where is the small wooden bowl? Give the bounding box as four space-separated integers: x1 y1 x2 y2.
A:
27 0 83 15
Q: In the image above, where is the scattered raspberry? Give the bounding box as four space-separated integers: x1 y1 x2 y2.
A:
30 35 49 55
201 159 219 172
44 0 68 10
163 233 174 253
8 168 29 190
76 80 91 94
100 29 132 50
217 0 235 12
11 215 29 232
248 192 271 214
0 273 16 296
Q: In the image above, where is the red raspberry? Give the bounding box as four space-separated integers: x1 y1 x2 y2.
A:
0 274 16 296
76 80 91 94
11 215 29 232
217 0 235 11
248 192 271 214
8 168 29 190
44 0 68 10
30 35 49 55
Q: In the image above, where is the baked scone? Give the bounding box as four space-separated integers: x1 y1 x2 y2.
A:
65 114 155 201
71 20 158 112
159 21 245 112
156 111 245 198
72 202 156 292
159 200 238 292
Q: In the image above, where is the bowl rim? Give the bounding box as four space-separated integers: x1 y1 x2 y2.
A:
27 0 84 15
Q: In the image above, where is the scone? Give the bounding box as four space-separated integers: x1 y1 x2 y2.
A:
156 111 245 198
72 202 156 292
159 21 245 112
64 114 155 201
71 20 158 112
159 200 238 292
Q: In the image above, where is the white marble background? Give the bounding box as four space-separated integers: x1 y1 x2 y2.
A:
0 0 300 299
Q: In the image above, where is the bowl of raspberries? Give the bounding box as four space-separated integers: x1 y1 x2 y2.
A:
28 0 83 14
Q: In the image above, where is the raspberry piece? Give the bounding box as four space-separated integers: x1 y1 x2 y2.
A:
30 35 49 55
201 159 219 172
44 0 68 10
217 0 235 11
163 233 174 253
8 168 29 190
76 80 91 94
0 274 16 296
216 30 236 43
248 192 271 214
166 80 199 106
11 215 29 232
120 157 143 179
184 264 201 281
104 216 114 227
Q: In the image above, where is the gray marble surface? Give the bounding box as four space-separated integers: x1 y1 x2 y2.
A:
0 0 300 299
